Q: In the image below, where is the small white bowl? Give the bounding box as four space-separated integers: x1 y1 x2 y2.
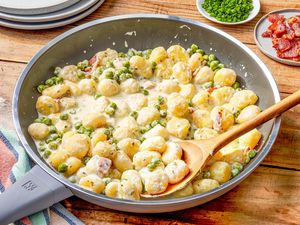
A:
196 0 260 25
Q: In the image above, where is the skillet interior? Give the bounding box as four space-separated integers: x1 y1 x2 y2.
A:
13 14 280 213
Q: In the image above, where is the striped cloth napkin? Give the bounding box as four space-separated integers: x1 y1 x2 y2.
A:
0 127 84 225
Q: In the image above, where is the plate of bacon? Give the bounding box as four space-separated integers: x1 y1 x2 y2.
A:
254 9 300 66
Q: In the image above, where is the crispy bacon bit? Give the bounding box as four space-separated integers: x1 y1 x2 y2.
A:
262 13 300 61
89 55 97 66
268 14 285 23
98 157 112 175
207 86 219 93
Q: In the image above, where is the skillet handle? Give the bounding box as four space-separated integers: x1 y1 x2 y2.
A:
0 165 73 224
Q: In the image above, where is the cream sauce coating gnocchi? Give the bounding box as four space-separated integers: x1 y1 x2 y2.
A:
29 45 262 201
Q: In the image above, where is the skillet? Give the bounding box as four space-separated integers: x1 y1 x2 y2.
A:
0 14 280 224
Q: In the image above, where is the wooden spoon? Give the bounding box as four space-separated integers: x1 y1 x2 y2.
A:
142 89 300 198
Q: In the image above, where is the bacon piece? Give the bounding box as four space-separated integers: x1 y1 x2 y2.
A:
89 54 97 66
262 30 272 38
287 16 300 27
207 86 219 93
277 43 298 59
282 29 295 40
274 22 287 37
97 157 112 175
268 14 285 23
273 38 293 52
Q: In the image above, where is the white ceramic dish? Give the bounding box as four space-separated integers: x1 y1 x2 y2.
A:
0 0 104 30
196 0 260 25
0 0 99 23
254 8 300 66
0 0 80 15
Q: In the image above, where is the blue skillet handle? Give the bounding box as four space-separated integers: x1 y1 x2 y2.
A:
0 165 73 224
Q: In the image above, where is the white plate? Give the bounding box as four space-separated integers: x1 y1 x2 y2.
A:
0 0 99 23
196 0 260 25
254 8 300 66
0 0 105 30
0 0 80 15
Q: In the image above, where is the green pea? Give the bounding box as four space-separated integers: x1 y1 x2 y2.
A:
208 54 216 61
232 81 240 89
103 178 111 186
76 72 85 79
104 129 111 138
106 61 115 68
43 150 52 159
57 163 68 173
232 162 243 171
51 134 59 140
60 113 69 120
118 52 126 58
231 168 240 177
217 63 225 69
119 73 128 81
158 96 165 105
188 100 193 107
122 61 130 68
105 70 114 79
109 102 118 109
203 55 209 61
196 49 205 55
95 67 103 75
75 122 82 130
151 61 157 70
55 76 63 84
141 88 149 96
105 107 115 116
210 60 220 70
56 138 62 144
247 149 257 159
37 84 46 93
49 142 58 150
190 44 199 52
77 126 85 134
143 49 152 59
45 78 54 86
77 60 89 70
129 111 138 119
160 110 167 118
94 94 102 99
42 117 52 125
154 103 161 110
203 171 210 178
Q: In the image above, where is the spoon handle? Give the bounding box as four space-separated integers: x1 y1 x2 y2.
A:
210 89 300 154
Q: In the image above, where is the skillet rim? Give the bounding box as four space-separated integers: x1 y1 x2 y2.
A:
12 13 281 207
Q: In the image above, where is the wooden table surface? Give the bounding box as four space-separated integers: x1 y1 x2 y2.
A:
0 0 300 224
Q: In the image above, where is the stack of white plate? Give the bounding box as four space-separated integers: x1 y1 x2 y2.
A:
0 0 105 30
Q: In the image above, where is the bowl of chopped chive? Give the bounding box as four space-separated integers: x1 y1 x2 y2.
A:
196 0 260 25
